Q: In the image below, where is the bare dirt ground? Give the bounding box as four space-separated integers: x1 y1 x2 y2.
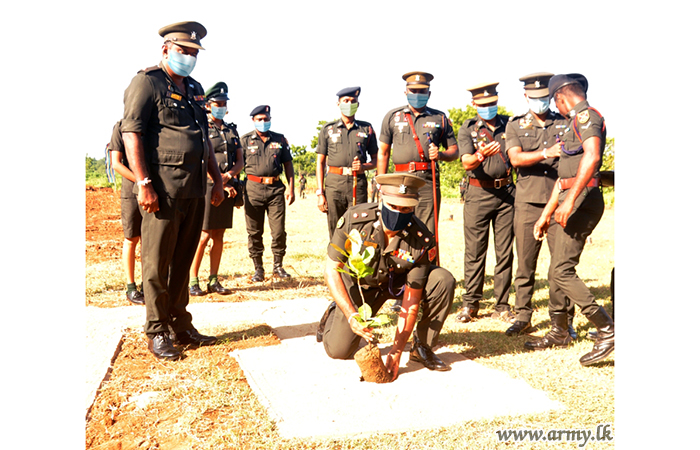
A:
85 188 284 449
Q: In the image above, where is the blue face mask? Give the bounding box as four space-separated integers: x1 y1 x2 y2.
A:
477 105 498 120
255 120 271 133
407 93 430 109
167 50 197 77
528 97 549 114
210 105 227 120
381 203 413 231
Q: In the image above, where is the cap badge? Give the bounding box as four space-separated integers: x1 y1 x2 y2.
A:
416 75 421 81
399 184 407 194
483 90 488 96
535 81 541 88
191 31 197 40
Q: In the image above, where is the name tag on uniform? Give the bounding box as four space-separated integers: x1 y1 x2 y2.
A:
167 92 182 101
248 145 258 153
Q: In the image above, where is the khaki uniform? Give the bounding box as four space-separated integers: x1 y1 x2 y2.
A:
378 106 457 234
549 100 606 316
458 114 515 314
121 63 209 337
322 204 454 359
317 119 378 238
505 111 570 323
240 130 293 260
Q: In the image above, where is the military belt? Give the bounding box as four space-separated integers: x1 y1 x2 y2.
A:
469 176 512 189
247 174 280 185
395 161 430 172
328 166 355 176
558 176 600 191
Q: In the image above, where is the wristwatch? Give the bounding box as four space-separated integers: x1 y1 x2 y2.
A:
316 188 324 196
475 152 485 162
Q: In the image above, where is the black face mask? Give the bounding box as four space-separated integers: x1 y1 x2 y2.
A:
381 203 413 231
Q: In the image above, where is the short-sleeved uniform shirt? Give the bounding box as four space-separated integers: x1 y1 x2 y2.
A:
108 120 136 199
317 119 379 177
505 111 568 204
240 130 293 178
121 63 209 199
458 115 511 181
328 204 436 292
207 118 241 187
558 100 606 180
379 106 457 176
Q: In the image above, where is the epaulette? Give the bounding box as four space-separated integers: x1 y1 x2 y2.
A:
347 204 380 225
404 218 435 248
139 65 160 74
510 112 528 121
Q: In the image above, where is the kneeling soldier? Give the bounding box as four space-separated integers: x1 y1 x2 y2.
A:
317 173 455 380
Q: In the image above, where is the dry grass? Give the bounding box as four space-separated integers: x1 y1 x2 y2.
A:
86 193 614 449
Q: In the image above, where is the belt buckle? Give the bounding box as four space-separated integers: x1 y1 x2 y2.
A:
494 178 503 189
342 167 353 176
263 176 273 184
408 161 416 173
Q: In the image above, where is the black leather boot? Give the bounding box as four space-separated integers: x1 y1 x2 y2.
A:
272 256 291 278
148 332 182 361
316 302 336 342
579 306 614 366
251 256 265 282
524 311 572 351
409 335 450 371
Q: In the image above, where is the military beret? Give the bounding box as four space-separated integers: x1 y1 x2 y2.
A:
519 72 554 98
376 173 425 207
548 73 588 102
250 105 271 116
159 21 207 50
403 71 433 89
205 82 229 102
467 82 499 105
336 86 361 98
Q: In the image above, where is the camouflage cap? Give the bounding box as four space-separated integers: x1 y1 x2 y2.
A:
159 21 207 50
376 173 425 207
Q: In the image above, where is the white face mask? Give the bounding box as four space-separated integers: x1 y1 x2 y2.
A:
528 97 549 114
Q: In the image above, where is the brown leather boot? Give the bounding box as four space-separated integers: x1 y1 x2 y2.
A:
579 306 614 366
524 312 572 351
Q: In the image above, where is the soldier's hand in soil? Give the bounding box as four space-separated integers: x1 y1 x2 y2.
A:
138 184 159 213
385 350 401 381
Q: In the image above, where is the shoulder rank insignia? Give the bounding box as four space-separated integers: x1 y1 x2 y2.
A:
428 247 437 262
577 110 590 124
519 115 533 129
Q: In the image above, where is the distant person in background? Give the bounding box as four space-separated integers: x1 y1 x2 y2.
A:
107 120 144 306
240 105 295 281
316 86 378 240
527 73 614 367
370 172 378 203
459 177 467 203
299 173 307 199
189 82 243 297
